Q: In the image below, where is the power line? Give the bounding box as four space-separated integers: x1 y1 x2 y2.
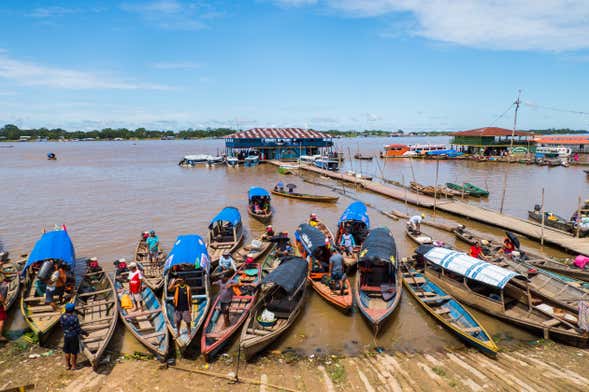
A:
523 101 589 116
489 102 515 126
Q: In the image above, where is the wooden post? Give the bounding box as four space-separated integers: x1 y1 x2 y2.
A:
540 188 545 247
403 174 408 215
576 196 582 238
499 169 508 214
433 160 439 216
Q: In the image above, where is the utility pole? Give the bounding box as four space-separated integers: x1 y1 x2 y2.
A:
500 90 522 214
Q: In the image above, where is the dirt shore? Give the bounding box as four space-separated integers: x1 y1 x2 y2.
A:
1 339 588 391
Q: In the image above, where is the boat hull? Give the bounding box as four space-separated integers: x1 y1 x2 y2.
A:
270 189 338 203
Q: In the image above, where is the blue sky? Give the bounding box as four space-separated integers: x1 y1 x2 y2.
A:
1 0 588 131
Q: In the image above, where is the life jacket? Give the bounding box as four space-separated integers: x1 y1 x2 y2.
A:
173 284 191 307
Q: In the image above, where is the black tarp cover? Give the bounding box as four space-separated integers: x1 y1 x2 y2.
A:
262 256 308 295
295 223 327 256
358 227 397 266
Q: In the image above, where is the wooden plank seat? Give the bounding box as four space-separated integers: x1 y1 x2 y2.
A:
407 277 426 284
462 327 482 333
542 319 561 327
422 295 451 303
76 300 116 310
141 331 166 340
78 288 112 297
124 309 161 319
415 291 437 297
360 285 382 292
434 307 451 314
23 296 46 303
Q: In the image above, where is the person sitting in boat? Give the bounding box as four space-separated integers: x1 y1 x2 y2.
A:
87 257 102 273
287 183 296 193
274 181 285 192
45 261 61 311
113 258 129 280
0 273 8 342
329 249 346 295
339 230 356 256
261 225 275 240
245 256 255 266
469 241 489 261
308 213 320 227
408 213 425 234
128 262 144 312
499 237 515 257
253 201 263 214
217 251 237 274
168 277 192 339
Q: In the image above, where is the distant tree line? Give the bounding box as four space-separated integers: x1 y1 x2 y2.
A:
0 124 586 141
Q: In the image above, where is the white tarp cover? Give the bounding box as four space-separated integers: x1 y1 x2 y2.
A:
424 247 523 289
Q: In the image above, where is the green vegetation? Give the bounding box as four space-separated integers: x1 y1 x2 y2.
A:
528 128 588 135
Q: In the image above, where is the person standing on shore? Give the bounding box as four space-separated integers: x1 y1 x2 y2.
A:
60 303 88 370
146 230 159 264
0 273 8 342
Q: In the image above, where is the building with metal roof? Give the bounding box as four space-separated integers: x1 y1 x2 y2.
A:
534 136 589 153
224 128 333 161
450 127 535 155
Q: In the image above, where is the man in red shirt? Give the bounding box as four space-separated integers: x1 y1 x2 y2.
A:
469 241 488 260
128 262 144 312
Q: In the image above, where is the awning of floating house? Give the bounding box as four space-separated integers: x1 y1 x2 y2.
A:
224 128 330 139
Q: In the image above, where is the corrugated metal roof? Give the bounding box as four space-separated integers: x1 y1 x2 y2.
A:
424 247 524 289
225 128 330 139
453 127 532 137
535 136 589 145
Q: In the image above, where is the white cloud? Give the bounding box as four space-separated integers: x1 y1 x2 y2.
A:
0 53 172 90
151 61 201 70
271 0 318 7
319 1 589 51
121 0 220 31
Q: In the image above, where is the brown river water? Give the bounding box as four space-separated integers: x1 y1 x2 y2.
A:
1 137 587 356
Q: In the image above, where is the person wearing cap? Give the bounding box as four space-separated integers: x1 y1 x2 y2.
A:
0 273 8 341
262 225 275 240
146 230 160 265
408 213 425 235
308 213 319 227
168 277 192 339
217 251 236 274
128 262 144 312
60 303 88 370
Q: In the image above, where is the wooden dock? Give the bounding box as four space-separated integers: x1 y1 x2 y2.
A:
268 160 589 255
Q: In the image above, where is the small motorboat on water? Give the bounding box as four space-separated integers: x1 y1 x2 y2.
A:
47 153 57 160
226 156 239 167
207 156 225 167
244 155 260 167
178 154 211 167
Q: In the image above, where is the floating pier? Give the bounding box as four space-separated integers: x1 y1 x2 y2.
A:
268 160 589 255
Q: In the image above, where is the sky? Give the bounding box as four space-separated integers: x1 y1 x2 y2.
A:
1 0 589 131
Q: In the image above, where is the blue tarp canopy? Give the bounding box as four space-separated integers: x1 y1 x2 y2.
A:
426 149 463 157
262 256 307 295
25 229 75 271
338 201 370 227
209 207 241 228
248 187 270 199
164 234 210 273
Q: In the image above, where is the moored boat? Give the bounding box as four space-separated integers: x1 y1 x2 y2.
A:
206 156 225 167
353 153 373 160
206 207 244 265
1 259 22 313
162 234 211 353
270 188 338 203
201 263 261 359
226 156 239 167
134 232 166 291
178 154 210 167
239 256 307 360
415 246 589 347
524 257 589 282
313 156 339 171
528 206 574 233
401 257 498 357
445 182 489 197
405 226 433 245
410 181 462 198
355 228 401 334
77 261 118 368
294 223 353 312
244 155 259 167
21 227 77 341
114 271 169 358
335 201 370 270
247 187 272 223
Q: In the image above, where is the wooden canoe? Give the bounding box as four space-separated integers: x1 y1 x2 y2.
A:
524 258 589 282
114 278 169 358
405 227 433 245
401 261 498 357
207 233 244 266
1 261 21 312
240 264 307 360
233 238 274 265
247 205 273 224
201 263 261 359
528 210 574 233
134 238 166 292
353 153 373 160
410 181 462 198
270 189 339 203
446 182 489 197
77 266 118 368
162 268 210 353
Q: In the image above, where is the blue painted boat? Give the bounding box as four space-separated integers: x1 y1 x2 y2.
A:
162 234 211 353
402 260 498 356
336 201 370 269
244 155 259 167
247 187 272 223
355 228 401 334
114 278 169 358
206 207 244 265
313 157 339 171
21 227 76 339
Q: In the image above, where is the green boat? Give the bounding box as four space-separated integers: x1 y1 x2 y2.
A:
445 182 489 197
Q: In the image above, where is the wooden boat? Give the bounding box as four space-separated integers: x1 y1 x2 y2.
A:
524 258 589 282
410 181 462 198
353 153 373 160
77 263 118 368
247 187 272 223
114 271 169 358
335 202 370 271
162 235 210 353
134 234 166 291
201 263 261 359
1 261 22 312
405 227 433 245
240 256 307 360
207 207 244 265
294 223 353 312
270 189 338 203
355 228 402 334
415 246 589 348
528 208 574 233
21 227 77 340
445 182 489 197
232 237 274 265
401 258 498 357
261 245 282 278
